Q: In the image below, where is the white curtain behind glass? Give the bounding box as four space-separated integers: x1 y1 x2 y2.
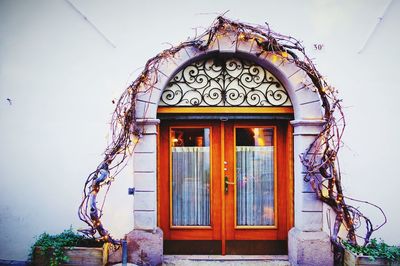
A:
236 146 274 226
172 147 210 226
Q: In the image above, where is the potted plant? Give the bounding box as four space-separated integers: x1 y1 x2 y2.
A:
343 238 400 266
30 227 105 266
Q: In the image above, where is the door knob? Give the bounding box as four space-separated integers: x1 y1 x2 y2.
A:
224 176 235 193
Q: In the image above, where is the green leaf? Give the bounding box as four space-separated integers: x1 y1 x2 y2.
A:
29 227 103 266
342 238 400 262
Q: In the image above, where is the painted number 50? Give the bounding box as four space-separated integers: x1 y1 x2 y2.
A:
314 44 324 50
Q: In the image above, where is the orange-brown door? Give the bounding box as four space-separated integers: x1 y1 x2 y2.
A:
223 120 291 254
159 121 223 244
158 119 292 255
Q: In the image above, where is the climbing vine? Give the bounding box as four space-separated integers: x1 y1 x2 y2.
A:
78 16 386 255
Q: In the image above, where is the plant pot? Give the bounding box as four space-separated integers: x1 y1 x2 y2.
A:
33 246 104 266
344 249 400 266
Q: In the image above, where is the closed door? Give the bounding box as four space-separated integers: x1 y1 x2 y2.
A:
158 120 292 255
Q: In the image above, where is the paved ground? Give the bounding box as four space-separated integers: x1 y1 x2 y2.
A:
163 255 291 266
0 260 28 266
1 255 291 265
163 261 290 266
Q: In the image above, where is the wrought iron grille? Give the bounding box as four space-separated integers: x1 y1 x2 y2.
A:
159 56 291 107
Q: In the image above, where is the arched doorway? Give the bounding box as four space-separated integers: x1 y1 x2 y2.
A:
157 53 293 254
130 20 332 264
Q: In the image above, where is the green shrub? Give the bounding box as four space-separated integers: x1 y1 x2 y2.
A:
30 227 103 266
343 238 400 262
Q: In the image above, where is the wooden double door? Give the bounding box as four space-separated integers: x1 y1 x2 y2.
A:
158 119 292 255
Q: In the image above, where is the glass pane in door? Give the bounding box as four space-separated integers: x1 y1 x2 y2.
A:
171 128 211 226
236 127 275 226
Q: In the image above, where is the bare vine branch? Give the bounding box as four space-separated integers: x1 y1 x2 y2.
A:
78 16 386 250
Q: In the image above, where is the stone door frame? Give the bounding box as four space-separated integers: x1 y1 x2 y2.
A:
131 34 333 265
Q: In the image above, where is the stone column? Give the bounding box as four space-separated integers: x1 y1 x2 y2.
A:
125 119 163 265
288 119 333 266
132 119 159 230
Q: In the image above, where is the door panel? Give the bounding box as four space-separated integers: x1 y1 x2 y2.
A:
170 128 211 227
224 121 289 243
159 119 292 254
159 121 222 240
235 127 276 227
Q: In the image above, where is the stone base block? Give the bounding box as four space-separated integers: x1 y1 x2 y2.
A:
288 227 333 266
108 228 163 266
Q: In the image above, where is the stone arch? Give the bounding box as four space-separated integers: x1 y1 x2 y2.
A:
134 35 323 121
131 33 332 265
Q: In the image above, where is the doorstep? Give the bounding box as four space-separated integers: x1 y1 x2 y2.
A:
0 260 28 265
163 255 290 265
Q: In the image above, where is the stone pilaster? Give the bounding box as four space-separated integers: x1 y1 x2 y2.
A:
132 119 159 230
288 119 333 266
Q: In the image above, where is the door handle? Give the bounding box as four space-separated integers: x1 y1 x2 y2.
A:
224 176 235 193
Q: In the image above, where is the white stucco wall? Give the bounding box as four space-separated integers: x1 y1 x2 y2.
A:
1 0 399 260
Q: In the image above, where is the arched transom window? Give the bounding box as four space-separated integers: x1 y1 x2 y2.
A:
160 56 292 107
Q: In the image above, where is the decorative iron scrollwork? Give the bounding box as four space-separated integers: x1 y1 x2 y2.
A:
159 56 291 107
